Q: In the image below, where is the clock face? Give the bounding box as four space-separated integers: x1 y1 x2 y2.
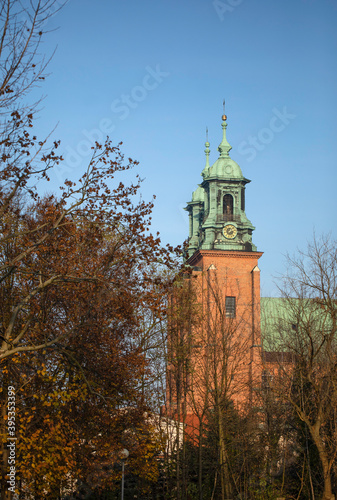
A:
223 224 237 239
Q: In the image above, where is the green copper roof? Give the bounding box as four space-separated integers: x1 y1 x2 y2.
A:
260 297 334 352
208 156 244 180
202 118 244 181
191 185 205 203
261 298 291 350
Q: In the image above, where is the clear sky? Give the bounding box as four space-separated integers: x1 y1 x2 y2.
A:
33 0 337 296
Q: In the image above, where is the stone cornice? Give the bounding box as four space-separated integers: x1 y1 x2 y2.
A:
187 249 263 266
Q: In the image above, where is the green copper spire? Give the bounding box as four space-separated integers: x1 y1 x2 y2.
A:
218 104 232 158
201 126 210 179
185 102 257 257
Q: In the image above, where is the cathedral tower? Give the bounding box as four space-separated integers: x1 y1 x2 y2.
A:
183 107 263 414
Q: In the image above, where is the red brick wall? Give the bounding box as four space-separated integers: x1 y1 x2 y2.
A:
180 250 264 435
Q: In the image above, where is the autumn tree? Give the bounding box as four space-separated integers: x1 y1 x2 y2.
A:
164 273 199 499
0 1 179 498
0 139 179 496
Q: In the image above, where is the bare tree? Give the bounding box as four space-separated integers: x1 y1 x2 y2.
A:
165 274 199 499
0 0 69 220
166 267 262 500
0 0 66 115
263 235 337 500
189 269 258 500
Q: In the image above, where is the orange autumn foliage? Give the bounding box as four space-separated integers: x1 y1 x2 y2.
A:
0 137 179 497
0 2 180 494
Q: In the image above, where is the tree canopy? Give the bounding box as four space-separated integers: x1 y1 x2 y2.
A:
0 1 179 497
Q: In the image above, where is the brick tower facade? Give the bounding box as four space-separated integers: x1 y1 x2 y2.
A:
167 107 263 439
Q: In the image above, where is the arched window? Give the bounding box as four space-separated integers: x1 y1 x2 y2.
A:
223 194 233 221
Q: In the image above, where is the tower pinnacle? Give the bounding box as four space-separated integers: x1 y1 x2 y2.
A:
202 126 211 178
218 101 232 158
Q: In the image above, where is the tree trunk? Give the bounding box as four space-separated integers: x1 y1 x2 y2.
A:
217 403 232 500
198 421 203 500
176 385 181 500
310 423 335 500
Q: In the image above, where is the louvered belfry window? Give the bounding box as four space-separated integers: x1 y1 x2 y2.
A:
225 296 236 318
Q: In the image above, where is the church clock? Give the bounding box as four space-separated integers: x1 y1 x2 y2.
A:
223 224 237 239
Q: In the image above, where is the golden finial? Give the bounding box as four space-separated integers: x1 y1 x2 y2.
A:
222 99 227 121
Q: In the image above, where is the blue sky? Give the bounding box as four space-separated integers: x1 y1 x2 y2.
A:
33 0 337 295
